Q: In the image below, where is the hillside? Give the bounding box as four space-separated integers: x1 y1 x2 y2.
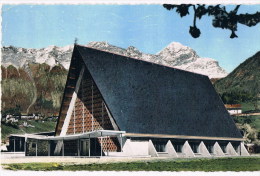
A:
214 51 260 95
213 52 260 146
1 119 56 142
1 64 67 116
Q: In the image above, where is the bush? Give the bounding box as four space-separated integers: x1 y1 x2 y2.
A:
220 91 254 104
5 121 19 129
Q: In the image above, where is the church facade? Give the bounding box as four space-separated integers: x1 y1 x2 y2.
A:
24 45 249 157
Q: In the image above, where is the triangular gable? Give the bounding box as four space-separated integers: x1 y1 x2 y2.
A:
55 47 120 151
74 45 242 139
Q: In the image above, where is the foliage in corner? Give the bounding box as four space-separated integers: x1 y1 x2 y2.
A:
163 4 260 38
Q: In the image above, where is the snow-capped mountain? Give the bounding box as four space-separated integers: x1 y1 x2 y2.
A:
87 41 228 78
157 42 228 78
2 42 228 78
1 45 73 70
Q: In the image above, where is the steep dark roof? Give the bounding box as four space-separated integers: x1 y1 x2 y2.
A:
74 45 242 139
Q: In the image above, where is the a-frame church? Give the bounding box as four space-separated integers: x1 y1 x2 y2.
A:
23 44 249 157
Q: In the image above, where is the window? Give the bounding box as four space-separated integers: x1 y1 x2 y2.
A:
232 143 240 153
190 143 199 153
153 141 167 152
31 143 36 148
205 144 214 153
220 145 227 153
174 143 183 153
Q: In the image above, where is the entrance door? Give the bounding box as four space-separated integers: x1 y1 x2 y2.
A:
81 139 90 156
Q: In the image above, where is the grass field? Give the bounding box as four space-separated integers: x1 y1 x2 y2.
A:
1 120 56 141
241 102 254 112
251 115 260 130
3 157 260 171
241 101 260 113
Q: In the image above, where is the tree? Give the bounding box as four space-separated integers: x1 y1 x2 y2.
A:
163 4 260 38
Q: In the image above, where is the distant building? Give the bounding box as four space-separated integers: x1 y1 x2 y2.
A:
225 104 242 115
20 114 42 120
12 45 250 158
5 115 18 123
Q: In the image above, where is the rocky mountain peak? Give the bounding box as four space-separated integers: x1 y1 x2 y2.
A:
87 41 110 48
158 42 198 64
2 41 228 78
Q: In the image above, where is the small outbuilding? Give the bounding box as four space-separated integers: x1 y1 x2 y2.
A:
225 104 242 115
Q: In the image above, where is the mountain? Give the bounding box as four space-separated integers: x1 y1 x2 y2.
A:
87 41 228 79
2 45 73 70
1 42 228 115
2 42 227 79
1 64 67 115
214 51 260 95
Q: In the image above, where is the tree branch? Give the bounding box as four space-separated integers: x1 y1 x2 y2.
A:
233 5 240 14
193 5 197 27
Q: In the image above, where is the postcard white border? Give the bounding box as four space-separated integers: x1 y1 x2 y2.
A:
1 1 259 176
0 0 260 5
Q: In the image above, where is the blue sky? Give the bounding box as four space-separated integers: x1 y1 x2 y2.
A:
2 5 260 72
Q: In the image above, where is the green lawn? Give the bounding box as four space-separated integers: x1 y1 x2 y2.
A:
1 120 56 142
251 115 260 130
4 157 260 171
241 101 259 113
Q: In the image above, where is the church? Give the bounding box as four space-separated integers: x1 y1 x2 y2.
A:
23 44 249 157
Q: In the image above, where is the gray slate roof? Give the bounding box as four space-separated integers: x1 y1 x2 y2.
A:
75 45 242 139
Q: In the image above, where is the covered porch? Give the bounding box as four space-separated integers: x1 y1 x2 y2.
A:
25 130 125 157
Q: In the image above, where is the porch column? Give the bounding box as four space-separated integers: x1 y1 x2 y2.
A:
62 139 64 157
107 136 109 156
36 140 38 157
13 138 16 153
77 138 80 156
120 134 123 152
19 138 22 151
24 136 27 155
88 135 91 157
48 140 50 156
100 132 103 157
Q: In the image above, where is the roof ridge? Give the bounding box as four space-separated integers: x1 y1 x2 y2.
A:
75 44 208 78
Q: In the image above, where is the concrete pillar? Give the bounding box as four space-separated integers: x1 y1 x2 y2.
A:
122 139 133 156
13 138 16 153
20 138 22 151
77 139 80 156
148 140 159 157
36 140 38 156
100 133 103 157
165 140 178 157
198 141 211 157
226 142 238 156
88 135 90 157
24 139 27 155
48 141 51 156
213 142 225 156
240 142 250 156
120 134 123 152
106 136 109 156
54 141 63 156
182 141 195 157
79 139 81 156
62 139 64 156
